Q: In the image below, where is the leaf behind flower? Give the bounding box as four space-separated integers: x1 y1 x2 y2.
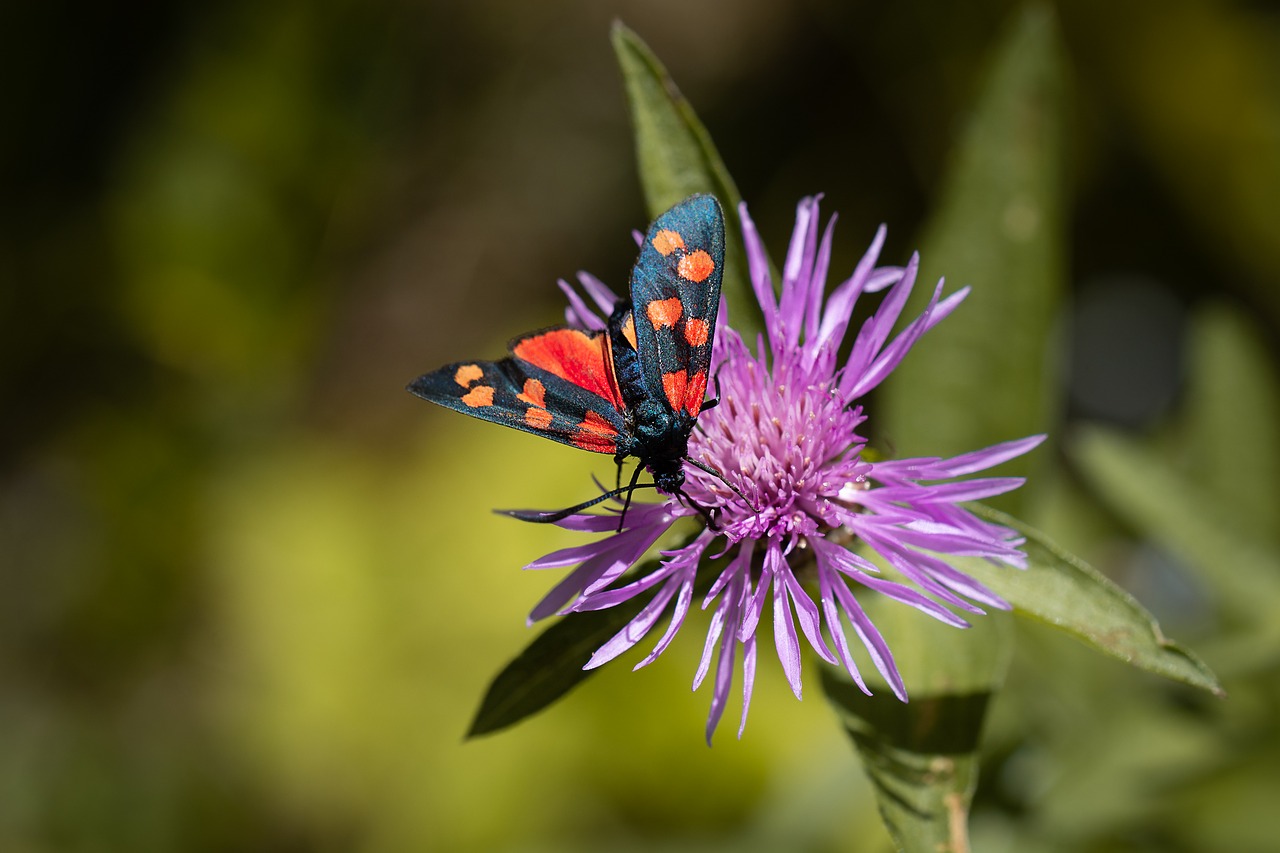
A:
877 1 1066 506
611 21 759 339
821 602 1010 853
961 503 1224 696
467 595 648 738
469 537 723 738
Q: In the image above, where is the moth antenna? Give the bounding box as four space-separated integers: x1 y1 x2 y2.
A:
499 481 657 525
675 488 721 531
683 456 759 514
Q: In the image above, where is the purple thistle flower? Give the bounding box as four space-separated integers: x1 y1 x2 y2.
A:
525 197 1044 743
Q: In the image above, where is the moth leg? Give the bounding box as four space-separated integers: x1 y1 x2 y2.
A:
613 453 629 492
615 463 647 532
699 373 724 413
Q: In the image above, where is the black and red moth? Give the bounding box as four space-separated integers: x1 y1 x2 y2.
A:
407 194 740 524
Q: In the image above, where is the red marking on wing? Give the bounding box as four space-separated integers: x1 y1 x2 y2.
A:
517 378 546 408
677 250 715 283
685 370 708 416
646 297 683 328
683 317 709 347
651 229 686 256
524 407 553 429
571 410 619 452
461 385 494 408
661 370 688 411
454 364 483 387
513 329 623 410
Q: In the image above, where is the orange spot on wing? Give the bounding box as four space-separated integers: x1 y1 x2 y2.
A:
524 407 553 429
517 378 546 408
571 410 619 452
651 229 686 256
461 385 494 408
677 250 715 283
646 297 683 328
685 370 708 416
454 364 483 387
683 317 709 347
513 329 623 410
622 313 638 350
662 370 688 411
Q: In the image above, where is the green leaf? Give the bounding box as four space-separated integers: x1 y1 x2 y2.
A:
467 588 647 738
611 21 757 337
959 503 1224 695
878 4 1066 493
822 604 1010 853
823 683 983 853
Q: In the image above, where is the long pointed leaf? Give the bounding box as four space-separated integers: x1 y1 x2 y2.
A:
612 22 757 336
467 593 648 738
960 503 1223 695
878 4 1067 501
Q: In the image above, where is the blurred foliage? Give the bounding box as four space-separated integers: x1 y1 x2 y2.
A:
2 0 1278 851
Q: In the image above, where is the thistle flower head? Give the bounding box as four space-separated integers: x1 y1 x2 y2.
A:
530 197 1043 742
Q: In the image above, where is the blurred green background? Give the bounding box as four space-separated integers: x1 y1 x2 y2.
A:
3 0 1278 850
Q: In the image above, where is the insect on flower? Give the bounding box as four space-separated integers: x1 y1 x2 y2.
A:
407 194 751 528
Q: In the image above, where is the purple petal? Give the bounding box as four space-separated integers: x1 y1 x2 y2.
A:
573 563 675 610
831 578 908 700
582 525 702 597
818 534 972 626
871 522 1021 560
694 583 731 690
738 634 757 738
844 281 970 400
738 201 781 345
839 253 921 398
932 435 1048 477
559 278 606 331
635 573 696 668
737 544 778 640
817 567 870 694
901 550 1010 610
863 266 904 293
782 564 837 663
585 579 680 669
779 197 821 349
846 526 987 613
910 477 1029 503
842 275 942 399
703 573 746 744
522 539 628 571
858 573 970 628
805 212 838 344
814 224 887 354
576 272 618 316
772 572 804 699
704 541 749 603
528 560 604 623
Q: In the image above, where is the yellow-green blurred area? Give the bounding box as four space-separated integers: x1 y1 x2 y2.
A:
2 0 1278 850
